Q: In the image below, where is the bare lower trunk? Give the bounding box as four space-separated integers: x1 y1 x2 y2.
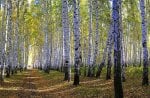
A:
96 25 111 78
106 24 113 80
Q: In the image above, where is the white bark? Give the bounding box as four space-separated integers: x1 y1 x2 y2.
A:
62 0 71 81
87 0 93 77
5 0 13 77
112 0 123 97
91 0 99 76
73 0 80 85
0 0 6 81
139 0 149 85
13 0 19 73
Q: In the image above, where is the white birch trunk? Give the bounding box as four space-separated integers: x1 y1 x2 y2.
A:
13 0 19 73
73 0 80 85
6 0 13 77
139 0 149 85
112 0 123 97
87 0 93 77
92 0 99 77
0 0 6 81
62 0 71 81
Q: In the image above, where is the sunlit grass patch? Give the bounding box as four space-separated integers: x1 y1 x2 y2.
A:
4 71 28 83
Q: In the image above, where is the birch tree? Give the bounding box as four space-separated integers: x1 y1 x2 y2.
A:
87 0 93 77
73 0 81 85
96 27 111 78
13 0 19 74
0 0 6 81
91 0 99 77
139 0 149 85
112 0 124 97
5 0 13 77
106 24 113 80
62 0 71 81
43 0 50 73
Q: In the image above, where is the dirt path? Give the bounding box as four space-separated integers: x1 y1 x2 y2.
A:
1 69 149 98
0 70 50 98
0 69 75 98
0 69 129 98
17 70 40 98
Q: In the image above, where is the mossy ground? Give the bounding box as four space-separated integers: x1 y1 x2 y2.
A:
0 67 150 98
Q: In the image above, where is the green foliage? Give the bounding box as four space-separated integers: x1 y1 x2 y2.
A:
127 67 143 77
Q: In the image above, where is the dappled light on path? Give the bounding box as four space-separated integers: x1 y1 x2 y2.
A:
0 69 150 98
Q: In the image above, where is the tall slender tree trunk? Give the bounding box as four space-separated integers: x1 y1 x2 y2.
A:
91 0 99 77
49 0 52 72
62 0 71 82
112 0 124 97
106 0 114 79
121 33 126 82
19 35 24 72
87 0 93 77
0 0 6 82
96 27 111 78
6 0 13 78
119 1 126 82
139 0 149 86
106 24 113 80
13 0 19 74
73 0 81 85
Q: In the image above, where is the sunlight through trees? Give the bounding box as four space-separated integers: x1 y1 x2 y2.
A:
0 0 150 97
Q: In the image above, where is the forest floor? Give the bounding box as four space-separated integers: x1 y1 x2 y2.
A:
0 67 150 98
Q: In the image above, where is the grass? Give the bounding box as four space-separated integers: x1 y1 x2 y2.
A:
38 66 150 98
0 67 149 98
